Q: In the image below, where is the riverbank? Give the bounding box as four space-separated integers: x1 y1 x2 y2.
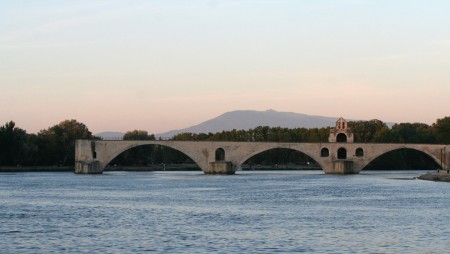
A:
0 165 201 172
418 171 450 182
0 166 73 172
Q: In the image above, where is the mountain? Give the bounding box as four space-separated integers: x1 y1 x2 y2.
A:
157 109 341 138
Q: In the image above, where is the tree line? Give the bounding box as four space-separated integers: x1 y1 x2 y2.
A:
0 117 449 168
0 120 93 167
170 118 450 144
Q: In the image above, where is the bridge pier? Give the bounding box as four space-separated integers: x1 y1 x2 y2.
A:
323 160 359 174
205 161 236 174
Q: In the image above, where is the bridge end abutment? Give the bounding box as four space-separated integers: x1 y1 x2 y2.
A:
74 140 104 174
75 160 103 174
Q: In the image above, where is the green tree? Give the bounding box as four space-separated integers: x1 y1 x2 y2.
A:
306 128 329 142
390 123 434 143
35 119 94 166
348 119 387 142
373 126 391 142
197 133 213 141
433 116 450 143
0 121 34 166
173 132 196 141
123 130 155 140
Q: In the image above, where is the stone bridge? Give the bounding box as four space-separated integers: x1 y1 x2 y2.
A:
75 140 449 174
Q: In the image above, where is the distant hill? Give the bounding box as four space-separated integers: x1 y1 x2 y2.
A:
157 109 341 138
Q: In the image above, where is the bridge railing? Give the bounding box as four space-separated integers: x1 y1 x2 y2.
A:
101 137 123 141
100 137 172 141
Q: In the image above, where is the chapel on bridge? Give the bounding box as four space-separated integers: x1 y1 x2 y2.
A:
329 117 354 143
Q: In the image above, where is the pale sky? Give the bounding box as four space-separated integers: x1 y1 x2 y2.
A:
1 0 450 134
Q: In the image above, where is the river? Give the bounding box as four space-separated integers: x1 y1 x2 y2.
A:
1 170 449 253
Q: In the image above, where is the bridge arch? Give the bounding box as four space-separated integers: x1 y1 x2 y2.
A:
362 147 441 171
102 142 205 171
237 146 324 170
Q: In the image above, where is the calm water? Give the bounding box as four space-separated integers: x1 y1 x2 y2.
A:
1 170 449 253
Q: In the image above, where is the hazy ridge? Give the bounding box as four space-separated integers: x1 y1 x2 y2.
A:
156 109 339 138
96 109 394 139
96 110 341 139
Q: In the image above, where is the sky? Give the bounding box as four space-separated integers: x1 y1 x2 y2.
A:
1 0 450 134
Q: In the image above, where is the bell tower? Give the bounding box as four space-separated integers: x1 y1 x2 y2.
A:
329 117 354 143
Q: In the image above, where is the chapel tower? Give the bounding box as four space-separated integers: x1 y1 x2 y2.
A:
328 117 354 143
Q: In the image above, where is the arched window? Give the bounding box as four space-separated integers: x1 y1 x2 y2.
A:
336 133 347 143
355 148 364 157
215 148 225 161
321 148 329 157
337 148 347 159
